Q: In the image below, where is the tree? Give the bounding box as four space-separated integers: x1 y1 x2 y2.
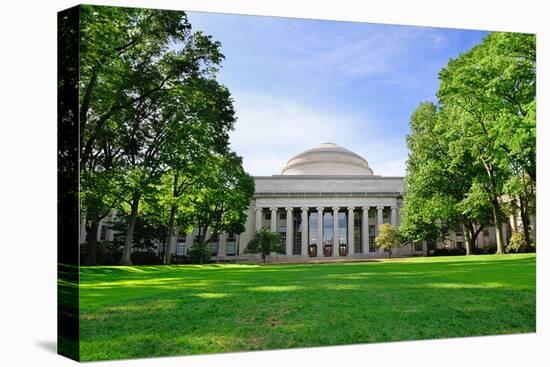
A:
400 102 493 256
79 6 194 264
374 224 401 258
437 32 536 253
403 32 535 256
189 152 255 248
160 78 237 264
245 226 285 263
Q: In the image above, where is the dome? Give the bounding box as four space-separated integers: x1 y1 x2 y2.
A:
281 143 374 175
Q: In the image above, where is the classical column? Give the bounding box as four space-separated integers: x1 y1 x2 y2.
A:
502 223 508 245
362 206 369 255
377 206 384 254
270 207 278 233
218 233 227 258
285 207 293 257
347 207 354 256
376 206 384 231
391 206 398 227
185 233 193 255
317 207 324 257
333 207 340 257
255 207 263 231
301 207 309 257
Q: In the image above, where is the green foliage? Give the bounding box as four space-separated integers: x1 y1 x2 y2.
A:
505 232 534 253
189 243 212 264
189 152 255 245
244 226 285 262
403 32 536 254
77 5 245 265
374 224 401 258
79 241 122 265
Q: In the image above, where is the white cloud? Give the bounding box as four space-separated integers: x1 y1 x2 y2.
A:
229 90 408 177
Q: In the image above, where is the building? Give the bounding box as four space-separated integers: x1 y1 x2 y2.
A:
86 143 531 262
190 142 418 260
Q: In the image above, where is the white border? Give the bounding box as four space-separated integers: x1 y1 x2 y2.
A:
0 1 547 366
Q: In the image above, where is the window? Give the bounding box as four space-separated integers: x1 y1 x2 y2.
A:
414 241 423 252
483 229 490 237
309 212 318 245
323 212 333 245
209 236 219 256
279 225 286 246
383 210 389 219
369 209 375 219
292 210 302 255
338 212 347 245
226 233 236 256
456 241 464 249
158 242 166 257
176 238 186 256
265 210 271 220
279 211 287 220
100 225 108 241
369 225 376 252
354 210 362 253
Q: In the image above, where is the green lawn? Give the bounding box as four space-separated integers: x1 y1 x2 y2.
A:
79 254 536 361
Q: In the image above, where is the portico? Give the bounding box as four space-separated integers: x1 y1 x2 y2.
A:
233 143 419 260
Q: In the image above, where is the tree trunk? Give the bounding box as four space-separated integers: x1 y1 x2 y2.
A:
235 234 240 264
120 191 141 265
464 221 481 256
85 221 99 265
163 204 177 264
491 200 505 254
518 195 531 245
463 226 472 256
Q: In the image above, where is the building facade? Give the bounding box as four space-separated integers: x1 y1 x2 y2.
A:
206 142 421 261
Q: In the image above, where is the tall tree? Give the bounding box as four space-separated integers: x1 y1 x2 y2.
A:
401 102 492 255
437 32 536 253
189 152 255 249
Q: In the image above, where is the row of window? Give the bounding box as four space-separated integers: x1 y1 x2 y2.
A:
173 234 237 257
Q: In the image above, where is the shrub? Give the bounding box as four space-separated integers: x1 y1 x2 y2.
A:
189 243 212 264
131 251 163 265
506 232 534 253
431 247 466 257
170 255 189 264
80 241 122 265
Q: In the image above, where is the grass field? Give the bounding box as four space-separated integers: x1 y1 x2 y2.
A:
79 254 536 361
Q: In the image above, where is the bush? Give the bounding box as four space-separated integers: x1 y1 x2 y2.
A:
170 255 189 264
506 232 535 253
189 243 212 264
131 251 163 265
472 245 497 254
80 241 121 265
431 247 466 257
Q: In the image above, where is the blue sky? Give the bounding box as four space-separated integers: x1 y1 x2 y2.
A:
187 11 488 177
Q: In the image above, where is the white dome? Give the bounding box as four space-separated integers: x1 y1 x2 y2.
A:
282 143 374 176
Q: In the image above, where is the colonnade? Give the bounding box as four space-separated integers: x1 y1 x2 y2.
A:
254 205 400 258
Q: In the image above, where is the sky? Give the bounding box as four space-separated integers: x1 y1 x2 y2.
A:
186 11 488 177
